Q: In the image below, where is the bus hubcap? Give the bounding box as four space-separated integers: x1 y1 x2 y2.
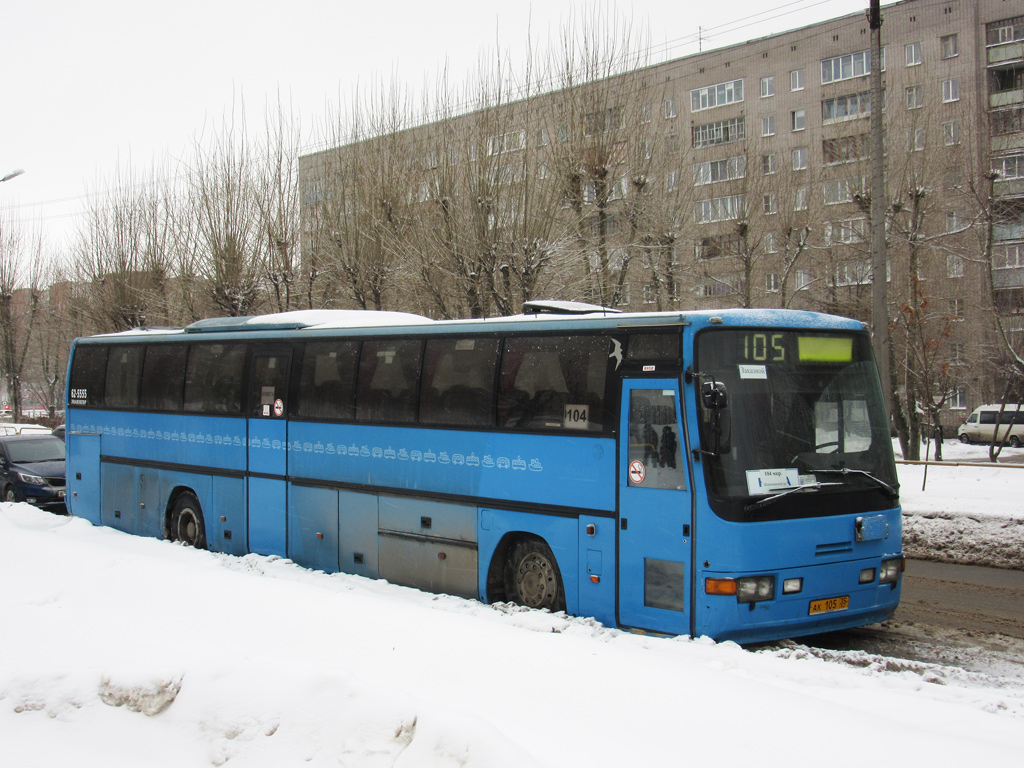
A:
517 553 556 608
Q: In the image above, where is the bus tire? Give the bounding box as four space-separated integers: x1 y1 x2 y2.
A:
170 492 207 550
503 537 566 613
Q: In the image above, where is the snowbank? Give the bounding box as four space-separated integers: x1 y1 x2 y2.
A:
2 488 1023 767
897 440 1024 570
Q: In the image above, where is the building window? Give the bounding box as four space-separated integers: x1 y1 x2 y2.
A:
694 194 746 224
667 134 680 153
792 147 808 171
693 154 746 185
823 134 869 165
795 270 812 291
766 272 780 292
762 114 776 137
986 17 1024 46
940 33 959 59
791 69 805 91
906 85 924 109
905 41 922 66
762 153 777 175
947 254 965 278
692 117 745 148
827 218 866 245
666 169 680 192
908 127 925 152
821 49 875 84
949 298 964 320
791 109 805 131
487 130 526 156
824 176 865 205
665 97 678 119
942 78 960 103
822 91 872 123
993 153 1024 180
765 233 778 254
763 194 778 214
640 104 652 123
994 243 1024 269
946 211 962 233
992 107 1024 136
835 259 872 286
795 187 808 211
948 386 967 410
643 284 656 304
943 121 961 146
691 79 745 112
761 76 774 98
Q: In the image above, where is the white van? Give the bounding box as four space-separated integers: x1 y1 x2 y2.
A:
957 404 1024 446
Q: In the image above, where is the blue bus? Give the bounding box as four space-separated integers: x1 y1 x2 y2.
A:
64 303 902 643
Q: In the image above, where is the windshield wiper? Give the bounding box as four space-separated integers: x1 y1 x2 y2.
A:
744 482 843 512
811 467 899 500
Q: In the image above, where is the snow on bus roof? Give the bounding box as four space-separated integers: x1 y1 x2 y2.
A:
183 309 434 333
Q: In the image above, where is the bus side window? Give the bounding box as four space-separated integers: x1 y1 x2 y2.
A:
69 345 109 407
296 341 359 421
356 340 423 423
104 346 144 410
498 335 609 431
183 343 246 414
140 345 187 412
419 338 498 427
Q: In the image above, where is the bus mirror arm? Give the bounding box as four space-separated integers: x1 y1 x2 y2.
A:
700 381 731 455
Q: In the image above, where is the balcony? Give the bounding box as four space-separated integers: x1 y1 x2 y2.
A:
989 42 1024 66
992 89 1024 108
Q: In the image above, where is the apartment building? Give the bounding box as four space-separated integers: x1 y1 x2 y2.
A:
299 0 1024 424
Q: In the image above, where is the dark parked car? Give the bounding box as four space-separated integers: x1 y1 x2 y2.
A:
0 434 67 513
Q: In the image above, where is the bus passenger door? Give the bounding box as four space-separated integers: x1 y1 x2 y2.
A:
247 348 292 557
618 380 692 635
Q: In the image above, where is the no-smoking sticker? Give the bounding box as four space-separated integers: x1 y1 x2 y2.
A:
273 399 284 417
628 460 646 484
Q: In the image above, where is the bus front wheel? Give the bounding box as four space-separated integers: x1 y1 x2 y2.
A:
503 537 566 613
170 492 207 549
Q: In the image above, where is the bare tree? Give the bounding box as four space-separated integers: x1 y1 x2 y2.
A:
0 216 43 418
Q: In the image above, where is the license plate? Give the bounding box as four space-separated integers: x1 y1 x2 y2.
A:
809 595 849 615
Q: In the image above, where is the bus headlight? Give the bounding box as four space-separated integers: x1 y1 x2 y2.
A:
879 557 903 585
736 576 775 603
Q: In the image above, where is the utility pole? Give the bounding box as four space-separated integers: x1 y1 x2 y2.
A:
868 0 890 421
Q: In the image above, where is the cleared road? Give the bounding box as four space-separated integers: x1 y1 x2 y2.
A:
896 558 1024 639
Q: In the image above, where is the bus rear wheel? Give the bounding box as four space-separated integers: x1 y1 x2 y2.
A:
503 538 566 612
170 492 207 549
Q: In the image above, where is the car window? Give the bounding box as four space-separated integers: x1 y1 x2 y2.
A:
4 438 66 463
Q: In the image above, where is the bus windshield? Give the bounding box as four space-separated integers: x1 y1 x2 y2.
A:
694 328 897 521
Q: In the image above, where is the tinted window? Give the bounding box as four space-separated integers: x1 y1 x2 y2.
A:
296 341 359 420
420 338 498 427
105 346 143 410
141 345 187 411
69 345 108 407
356 340 423 423
627 333 681 363
980 411 997 425
183 343 246 414
498 335 610 431
4 436 65 463
249 354 291 418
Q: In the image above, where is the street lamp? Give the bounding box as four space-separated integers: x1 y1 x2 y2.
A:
1 169 25 183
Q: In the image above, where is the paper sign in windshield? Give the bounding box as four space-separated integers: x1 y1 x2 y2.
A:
746 468 800 496
739 364 767 379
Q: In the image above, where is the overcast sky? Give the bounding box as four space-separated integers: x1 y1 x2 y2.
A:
0 0 888 250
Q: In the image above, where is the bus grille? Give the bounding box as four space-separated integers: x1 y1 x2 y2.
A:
816 540 853 556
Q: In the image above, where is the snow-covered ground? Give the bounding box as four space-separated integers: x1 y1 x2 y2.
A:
2 445 1022 767
897 440 1024 570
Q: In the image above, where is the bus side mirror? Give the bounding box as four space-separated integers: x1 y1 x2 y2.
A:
700 381 731 455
